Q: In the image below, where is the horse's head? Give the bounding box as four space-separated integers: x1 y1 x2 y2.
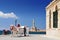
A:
10 25 14 30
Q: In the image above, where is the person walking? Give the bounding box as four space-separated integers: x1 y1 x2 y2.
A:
24 26 26 36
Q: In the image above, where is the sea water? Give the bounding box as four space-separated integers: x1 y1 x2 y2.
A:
0 30 46 35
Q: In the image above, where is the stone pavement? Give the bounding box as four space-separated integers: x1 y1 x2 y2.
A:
0 34 60 40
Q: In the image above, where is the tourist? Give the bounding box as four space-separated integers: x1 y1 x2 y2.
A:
26 26 29 36
16 24 20 32
24 26 26 36
17 24 20 27
3 29 7 35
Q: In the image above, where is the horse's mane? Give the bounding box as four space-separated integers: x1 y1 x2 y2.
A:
10 26 17 31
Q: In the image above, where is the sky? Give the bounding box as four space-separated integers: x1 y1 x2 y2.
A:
0 0 52 30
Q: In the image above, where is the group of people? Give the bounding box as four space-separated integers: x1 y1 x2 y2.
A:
10 24 29 37
3 30 10 35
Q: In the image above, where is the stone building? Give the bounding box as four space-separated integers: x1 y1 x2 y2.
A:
46 0 60 37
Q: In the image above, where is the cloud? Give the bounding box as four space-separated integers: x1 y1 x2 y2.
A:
0 11 18 18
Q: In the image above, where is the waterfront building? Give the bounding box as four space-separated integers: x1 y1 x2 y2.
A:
46 0 60 37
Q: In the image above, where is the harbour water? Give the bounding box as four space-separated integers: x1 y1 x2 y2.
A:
29 32 46 34
0 30 46 35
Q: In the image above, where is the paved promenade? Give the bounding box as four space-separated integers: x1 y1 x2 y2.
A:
0 34 60 40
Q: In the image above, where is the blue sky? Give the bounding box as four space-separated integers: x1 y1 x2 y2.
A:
0 0 52 30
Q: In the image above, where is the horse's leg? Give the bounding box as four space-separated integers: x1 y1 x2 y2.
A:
11 30 13 37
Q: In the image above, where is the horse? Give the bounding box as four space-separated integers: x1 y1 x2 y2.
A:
10 25 18 37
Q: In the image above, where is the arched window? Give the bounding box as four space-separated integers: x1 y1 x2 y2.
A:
49 10 51 29
55 5 58 10
53 5 58 28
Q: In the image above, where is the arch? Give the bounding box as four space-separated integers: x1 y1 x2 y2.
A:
53 5 58 28
55 5 58 10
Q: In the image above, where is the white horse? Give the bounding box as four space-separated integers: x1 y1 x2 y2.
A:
10 25 18 37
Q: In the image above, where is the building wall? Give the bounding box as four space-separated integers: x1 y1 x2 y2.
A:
57 1 60 29
46 0 60 37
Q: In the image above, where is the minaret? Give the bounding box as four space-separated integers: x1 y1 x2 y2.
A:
32 19 35 27
32 19 37 31
15 18 17 26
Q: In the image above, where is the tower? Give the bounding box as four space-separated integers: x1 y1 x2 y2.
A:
15 18 17 26
32 19 35 28
30 19 37 32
